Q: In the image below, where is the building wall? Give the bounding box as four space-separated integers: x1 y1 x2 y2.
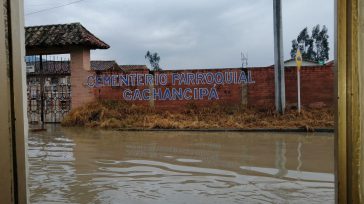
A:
90 65 334 111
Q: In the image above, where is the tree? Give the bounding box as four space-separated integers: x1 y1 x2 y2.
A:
290 25 329 63
145 51 161 71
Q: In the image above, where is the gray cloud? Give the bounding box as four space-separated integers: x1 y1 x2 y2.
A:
25 0 334 69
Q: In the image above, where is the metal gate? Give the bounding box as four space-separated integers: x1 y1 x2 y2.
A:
26 55 71 123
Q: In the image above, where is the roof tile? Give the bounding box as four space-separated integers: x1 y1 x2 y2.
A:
120 65 149 71
25 23 110 49
91 61 120 71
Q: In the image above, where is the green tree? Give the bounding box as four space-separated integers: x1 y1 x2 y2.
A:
145 51 161 71
290 25 329 63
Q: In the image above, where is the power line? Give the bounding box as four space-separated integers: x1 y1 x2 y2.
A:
25 0 87 16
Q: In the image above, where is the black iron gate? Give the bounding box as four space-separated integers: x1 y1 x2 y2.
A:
26 55 71 123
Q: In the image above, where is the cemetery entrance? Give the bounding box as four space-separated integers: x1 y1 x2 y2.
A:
26 55 71 123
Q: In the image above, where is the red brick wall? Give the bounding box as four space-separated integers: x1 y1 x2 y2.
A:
90 65 334 110
247 64 335 108
93 68 245 111
286 65 334 107
94 69 150 107
152 69 244 110
246 67 275 108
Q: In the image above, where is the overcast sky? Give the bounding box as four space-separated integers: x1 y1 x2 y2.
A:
25 0 334 69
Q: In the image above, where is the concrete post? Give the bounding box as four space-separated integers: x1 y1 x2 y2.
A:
70 48 95 109
273 0 286 114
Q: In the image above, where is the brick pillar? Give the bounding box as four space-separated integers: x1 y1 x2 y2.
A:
70 48 94 109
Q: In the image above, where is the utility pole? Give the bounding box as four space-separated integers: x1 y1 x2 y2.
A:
273 0 286 114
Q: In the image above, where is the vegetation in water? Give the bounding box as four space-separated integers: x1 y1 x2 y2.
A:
61 100 334 130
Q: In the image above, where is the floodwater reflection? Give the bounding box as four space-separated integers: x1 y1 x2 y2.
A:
28 125 334 204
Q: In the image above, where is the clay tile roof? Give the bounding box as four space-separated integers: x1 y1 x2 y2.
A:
25 22 110 49
120 65 149 71
91 61 120 71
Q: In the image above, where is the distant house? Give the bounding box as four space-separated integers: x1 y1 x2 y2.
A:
91 60 120 74
283 59 322 67
26 60 121 75
120 65 149 72
89 63 149 73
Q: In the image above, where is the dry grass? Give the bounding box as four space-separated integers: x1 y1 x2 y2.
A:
61 100 334 129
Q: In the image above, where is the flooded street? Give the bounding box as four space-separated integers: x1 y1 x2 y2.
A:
28 125 334 204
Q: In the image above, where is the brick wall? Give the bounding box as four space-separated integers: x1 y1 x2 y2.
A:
152 69 245 110
247 64 335 108
246 67 275 108
94 69 150 107
93 68 246 111
89 64 334 111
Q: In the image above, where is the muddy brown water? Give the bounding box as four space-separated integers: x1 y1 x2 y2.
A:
28 125 334 204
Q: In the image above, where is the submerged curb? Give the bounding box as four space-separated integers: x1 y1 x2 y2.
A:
117 128 334 133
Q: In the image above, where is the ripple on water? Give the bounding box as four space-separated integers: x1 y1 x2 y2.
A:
84 159 334 204
176 158 202 163
28 127 335 204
